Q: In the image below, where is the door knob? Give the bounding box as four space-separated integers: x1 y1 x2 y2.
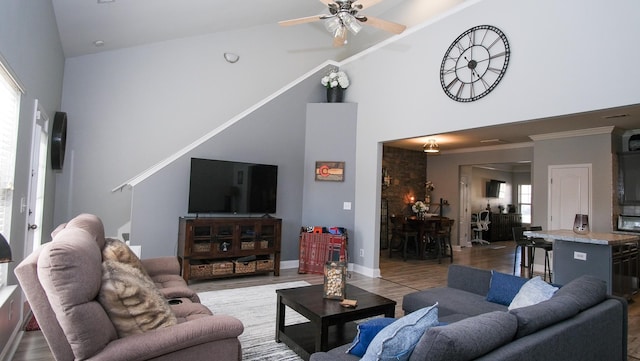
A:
28 224 38 230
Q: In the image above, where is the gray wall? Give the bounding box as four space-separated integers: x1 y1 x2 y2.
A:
469 167 515 213
425 146 534 246
532 132 615 232
56 27 345 237
0 0 64 278
130 73 325 261
0 0 65 356
302 103 357 260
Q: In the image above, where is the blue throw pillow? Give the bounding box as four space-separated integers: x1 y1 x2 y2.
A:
346 318 397 357
361 303 438 361
486 270 528 306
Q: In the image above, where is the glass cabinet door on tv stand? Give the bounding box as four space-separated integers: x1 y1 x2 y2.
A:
178 217 281 283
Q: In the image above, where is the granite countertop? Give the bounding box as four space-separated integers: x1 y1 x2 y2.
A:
524 229 640 246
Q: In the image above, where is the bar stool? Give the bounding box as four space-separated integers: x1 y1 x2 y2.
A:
530 235 553 282
512 226 552 281
512 226 535 276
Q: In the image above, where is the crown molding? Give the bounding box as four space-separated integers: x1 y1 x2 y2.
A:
441 141 533 155
529 126 615 142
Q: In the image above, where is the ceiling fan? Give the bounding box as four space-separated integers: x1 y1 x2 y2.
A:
278 0 407 47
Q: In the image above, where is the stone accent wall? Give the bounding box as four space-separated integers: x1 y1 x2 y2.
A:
382 145 427 218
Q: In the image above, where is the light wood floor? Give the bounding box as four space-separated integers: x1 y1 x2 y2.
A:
11 242 640 360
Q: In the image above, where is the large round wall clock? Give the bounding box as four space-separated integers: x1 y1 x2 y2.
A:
440 25 510 102
51 111 67 170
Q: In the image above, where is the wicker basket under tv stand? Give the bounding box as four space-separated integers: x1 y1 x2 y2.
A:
178 217 281 282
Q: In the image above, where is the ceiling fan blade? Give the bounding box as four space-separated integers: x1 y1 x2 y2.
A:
318 0 333 5
354 0 384 10
360 16 406 34
278 15 323 27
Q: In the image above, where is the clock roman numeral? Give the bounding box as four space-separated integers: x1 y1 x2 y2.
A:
487 37 501 50
480 29 489 46
465 33 473 48
442 65 456 75
456 82 465 98
445 54 459 63
446 77 459 90
479 77 490 90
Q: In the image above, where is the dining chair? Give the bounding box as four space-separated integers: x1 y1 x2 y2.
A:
434 218 454 264
418 219 440 261
389 216 419 261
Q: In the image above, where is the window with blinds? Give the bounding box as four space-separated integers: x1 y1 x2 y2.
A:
0 61 21 287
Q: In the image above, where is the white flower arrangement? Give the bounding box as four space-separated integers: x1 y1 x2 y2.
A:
412 201 428 214
321 70 350 89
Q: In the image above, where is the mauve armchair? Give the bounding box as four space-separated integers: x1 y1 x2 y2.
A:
15 214 243 361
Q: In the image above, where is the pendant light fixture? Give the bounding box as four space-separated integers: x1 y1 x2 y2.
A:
423 139 440 153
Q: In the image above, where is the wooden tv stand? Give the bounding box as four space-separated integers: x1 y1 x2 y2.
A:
178 217 281 282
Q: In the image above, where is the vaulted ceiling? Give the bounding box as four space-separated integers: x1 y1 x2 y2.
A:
51 0 640 152
51 0 423 58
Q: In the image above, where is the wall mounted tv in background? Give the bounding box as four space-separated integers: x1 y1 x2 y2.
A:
188 158 278 215
485 179 505 198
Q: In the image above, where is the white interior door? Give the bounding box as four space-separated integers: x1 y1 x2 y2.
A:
548 164 591 230
25 99 48 254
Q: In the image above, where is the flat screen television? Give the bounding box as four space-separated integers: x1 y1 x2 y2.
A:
485 179 504 198
188 158 278 215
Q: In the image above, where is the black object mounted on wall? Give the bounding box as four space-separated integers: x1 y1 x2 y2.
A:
440 25 510 102
51 111 67 170
0 233 12 263
485 179 504 198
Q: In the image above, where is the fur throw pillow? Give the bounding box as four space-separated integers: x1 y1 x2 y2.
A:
102 238 149 277
98 260 177 337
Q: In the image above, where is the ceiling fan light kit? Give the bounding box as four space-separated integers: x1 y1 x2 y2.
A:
324 16 342 33
279 0 406 47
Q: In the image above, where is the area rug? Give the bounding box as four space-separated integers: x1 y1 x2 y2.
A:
198 281 311 361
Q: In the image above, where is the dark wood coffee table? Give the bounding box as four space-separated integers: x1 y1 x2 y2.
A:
276 284 396 361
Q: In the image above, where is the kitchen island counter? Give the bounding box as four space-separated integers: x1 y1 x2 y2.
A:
525 229 640 246
524 229 639 296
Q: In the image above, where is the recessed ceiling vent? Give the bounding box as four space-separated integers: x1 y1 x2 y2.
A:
602 113 629 119
480 139 506 144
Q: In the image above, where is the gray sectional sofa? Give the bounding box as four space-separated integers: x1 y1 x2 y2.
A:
310 264 628 361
